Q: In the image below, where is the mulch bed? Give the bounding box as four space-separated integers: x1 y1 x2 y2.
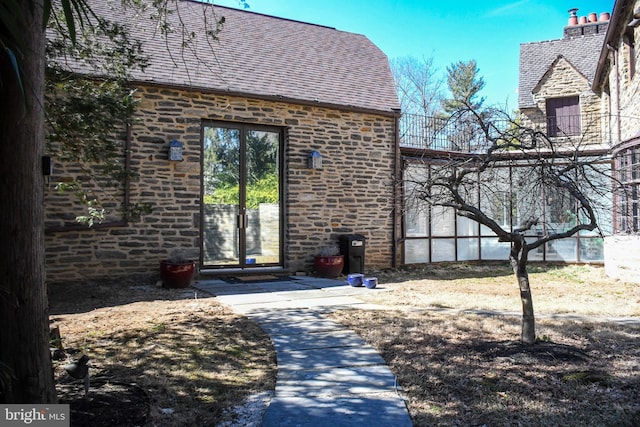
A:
58 379 149 427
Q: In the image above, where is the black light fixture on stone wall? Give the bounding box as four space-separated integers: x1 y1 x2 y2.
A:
42 155 52 185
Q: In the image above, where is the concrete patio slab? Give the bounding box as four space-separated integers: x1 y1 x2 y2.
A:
196 276 413 426
275 365 402 397
260 395 412 427
224 296 371 314
275 345 386 372
270 329 368 351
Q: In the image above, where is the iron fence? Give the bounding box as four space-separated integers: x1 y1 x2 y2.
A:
399 112 619 152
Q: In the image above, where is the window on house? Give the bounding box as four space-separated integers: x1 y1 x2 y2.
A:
615 145 640 233
624 28 636 80
546 97 580 137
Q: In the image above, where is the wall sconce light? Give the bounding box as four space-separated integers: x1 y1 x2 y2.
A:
169 139 183 162
42 156 52 185
308 150 322 169
42 156 52 176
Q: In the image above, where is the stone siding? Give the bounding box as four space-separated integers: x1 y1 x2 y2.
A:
604 235 640 283
44 86 397 282
521 57 603 146
594 3 640 146
616 19 640 143
602 0 640 279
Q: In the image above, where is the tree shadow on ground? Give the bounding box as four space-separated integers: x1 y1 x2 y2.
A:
332 310 640 427
57 379 150 427
373 261 513 283
372 261 601 284
52 298 276 426
48 274 198 315
50 275 277 426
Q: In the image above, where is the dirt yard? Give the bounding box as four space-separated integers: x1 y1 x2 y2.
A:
49 276 275 426
48 263 640 426
331 263 640 426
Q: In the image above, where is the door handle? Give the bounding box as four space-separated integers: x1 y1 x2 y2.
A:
237 214 247 229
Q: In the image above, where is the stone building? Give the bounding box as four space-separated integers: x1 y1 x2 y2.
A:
592 0 640 282
516 3 640 281
44 1 400 281
518 15 609 150
515 10 613 263
396 11 615 266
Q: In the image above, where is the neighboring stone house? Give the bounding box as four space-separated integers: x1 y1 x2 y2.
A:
592 0 640 282
44 1 401 281
518 12 609 148
515 10 612 263
397 11 614 266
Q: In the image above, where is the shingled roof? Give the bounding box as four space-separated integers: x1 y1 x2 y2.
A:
518 32 605 109
85 0 400 114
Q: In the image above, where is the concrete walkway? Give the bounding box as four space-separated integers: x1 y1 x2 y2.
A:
194 276 413 427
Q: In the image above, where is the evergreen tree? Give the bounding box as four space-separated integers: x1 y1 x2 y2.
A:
442 60 486 114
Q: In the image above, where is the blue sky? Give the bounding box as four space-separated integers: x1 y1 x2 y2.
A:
213 1 614 110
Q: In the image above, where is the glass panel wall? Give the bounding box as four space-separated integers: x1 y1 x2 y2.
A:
432 239 455 262
403 160 610 264
457 238 479 260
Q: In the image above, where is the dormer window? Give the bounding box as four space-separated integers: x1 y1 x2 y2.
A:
546 96 580 137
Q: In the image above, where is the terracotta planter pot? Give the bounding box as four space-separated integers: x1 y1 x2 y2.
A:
160 260 196 288
314 255 344 278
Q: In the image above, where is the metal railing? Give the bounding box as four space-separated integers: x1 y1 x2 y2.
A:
399 112 614 152
399 113 494 152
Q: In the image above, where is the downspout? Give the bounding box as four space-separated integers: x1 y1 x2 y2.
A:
392 108 402 269
607 43 622 145
123 123 133 220
608 43 623 235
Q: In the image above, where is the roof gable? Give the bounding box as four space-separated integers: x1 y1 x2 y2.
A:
519 33 605 108
531 55 589 95
82 1 400 114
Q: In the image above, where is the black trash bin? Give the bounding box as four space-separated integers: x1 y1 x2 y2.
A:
339 234 365 274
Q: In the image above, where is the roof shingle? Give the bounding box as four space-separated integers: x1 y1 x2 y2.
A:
518 32 605 108
87 1 400 114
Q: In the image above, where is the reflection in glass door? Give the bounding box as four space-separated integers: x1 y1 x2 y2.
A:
201 123 282 268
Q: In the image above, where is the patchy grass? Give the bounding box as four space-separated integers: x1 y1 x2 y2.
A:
331 310 640 426
48 263 640 426
360 263 640 317
330 262 640 426
49 277 275 426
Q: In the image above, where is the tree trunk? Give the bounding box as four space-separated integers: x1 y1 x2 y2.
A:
0 0 57 403
509 247 536 345
516 271 536 344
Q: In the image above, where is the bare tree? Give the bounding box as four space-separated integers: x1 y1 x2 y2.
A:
391 55 444 117
403 100 612 344
392 55 448 150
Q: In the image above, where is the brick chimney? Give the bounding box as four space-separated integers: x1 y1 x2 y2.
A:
564 8 610 38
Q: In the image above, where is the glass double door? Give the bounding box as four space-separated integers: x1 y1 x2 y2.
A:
201 122 283 268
